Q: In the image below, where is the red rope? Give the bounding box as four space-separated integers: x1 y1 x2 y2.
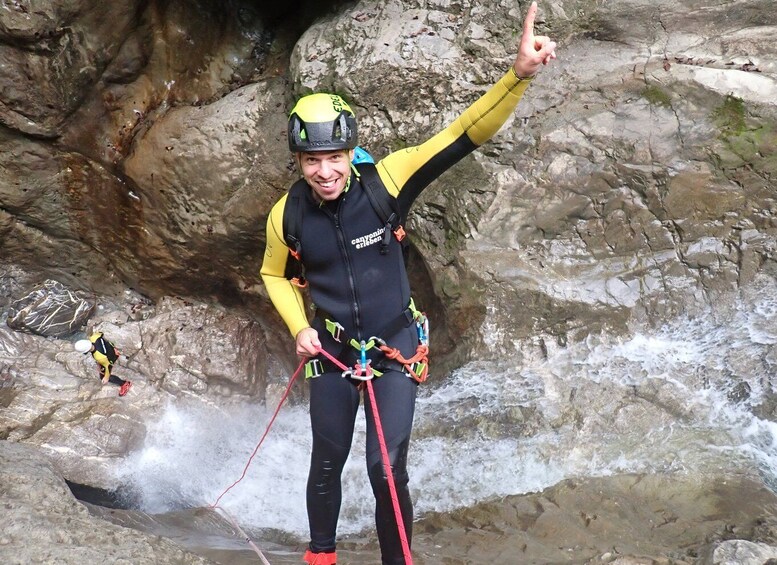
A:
316 347 414 565
207 357 306 564
212 504 272 565
211 357 306 508
208 349 414 565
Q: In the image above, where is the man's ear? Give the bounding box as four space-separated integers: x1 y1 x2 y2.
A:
347 149 355 161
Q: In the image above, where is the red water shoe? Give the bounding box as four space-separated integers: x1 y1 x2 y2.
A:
303 549 337 564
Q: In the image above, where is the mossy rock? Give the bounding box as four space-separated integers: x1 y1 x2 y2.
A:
712 95 747 136
710 95 777 178
643 84 672 108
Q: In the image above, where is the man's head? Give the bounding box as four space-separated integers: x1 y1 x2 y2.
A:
74 339 93 354
288 93 357 201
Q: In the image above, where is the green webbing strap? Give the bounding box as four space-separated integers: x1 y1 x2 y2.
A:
320 298 418 346
305 354 385 379
305 359 324 379
408 297 422 321
325 319 345 342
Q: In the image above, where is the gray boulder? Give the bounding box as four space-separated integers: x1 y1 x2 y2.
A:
6 280 94 337
708 540 777 565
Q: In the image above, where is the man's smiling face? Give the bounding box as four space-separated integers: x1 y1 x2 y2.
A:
298 149 354 201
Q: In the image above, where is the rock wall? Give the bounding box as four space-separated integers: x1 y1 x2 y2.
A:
0 440 215 565
2 0 775 367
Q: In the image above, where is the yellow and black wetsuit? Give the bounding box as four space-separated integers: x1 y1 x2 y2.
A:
261 69 531 342
260 68 532 563
89 332 125 386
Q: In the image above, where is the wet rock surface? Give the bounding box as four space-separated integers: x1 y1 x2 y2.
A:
0 440 215 565
5 437 777 565
2 277 777 563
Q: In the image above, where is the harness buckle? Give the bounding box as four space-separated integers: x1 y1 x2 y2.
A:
405 361 428 383
304 359 324 379
325 319 345 343
369 336 387 347
289 240 302 261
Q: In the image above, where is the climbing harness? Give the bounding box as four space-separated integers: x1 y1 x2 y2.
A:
306 300 429 384
316 346 414 565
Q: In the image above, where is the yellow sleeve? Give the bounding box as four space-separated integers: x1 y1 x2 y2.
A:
377 68 532 195
260 195 310 337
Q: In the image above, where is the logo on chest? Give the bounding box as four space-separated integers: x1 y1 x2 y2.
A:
351 226 386 250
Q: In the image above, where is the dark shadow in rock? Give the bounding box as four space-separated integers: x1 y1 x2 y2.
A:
65 479 138 510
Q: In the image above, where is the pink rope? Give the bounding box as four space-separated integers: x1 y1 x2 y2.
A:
208 348 414 565
208 357 307 563
316 347 414 565
212 504 272 565
211 357 305 507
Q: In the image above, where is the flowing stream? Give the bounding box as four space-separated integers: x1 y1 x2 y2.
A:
116 275 777 542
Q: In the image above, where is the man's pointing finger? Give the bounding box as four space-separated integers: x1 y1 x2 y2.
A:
523 1 538 37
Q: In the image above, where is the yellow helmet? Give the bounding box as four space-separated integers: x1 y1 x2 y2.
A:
288 93 358 152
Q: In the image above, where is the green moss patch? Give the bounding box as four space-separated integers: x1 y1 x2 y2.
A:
711 95 747 136
642 85 672 108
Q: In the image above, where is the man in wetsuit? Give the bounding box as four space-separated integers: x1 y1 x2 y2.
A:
260 3 556 564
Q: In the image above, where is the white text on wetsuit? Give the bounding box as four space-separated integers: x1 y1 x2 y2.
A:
351 227 385 250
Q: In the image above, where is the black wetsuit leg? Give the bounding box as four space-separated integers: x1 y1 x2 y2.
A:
100 365 126 386
364 370 417 565
307 372 361 553
108 374 126 386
